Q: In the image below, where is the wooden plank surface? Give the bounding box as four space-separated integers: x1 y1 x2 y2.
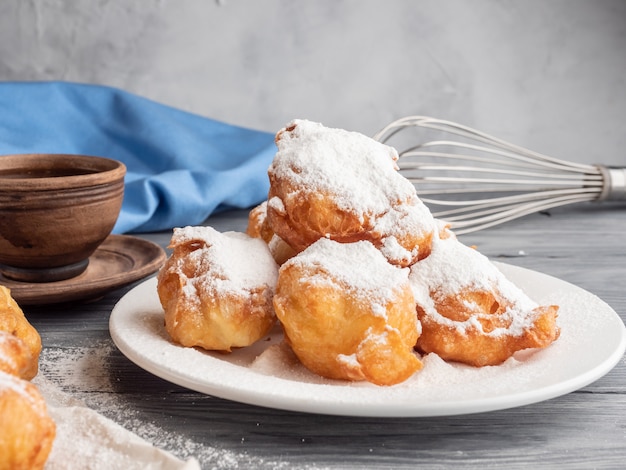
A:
24 203 626 469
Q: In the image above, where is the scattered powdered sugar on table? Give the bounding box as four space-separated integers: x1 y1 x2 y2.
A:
36 341 294 469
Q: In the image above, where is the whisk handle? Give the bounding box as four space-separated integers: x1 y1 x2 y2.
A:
597 166 626 201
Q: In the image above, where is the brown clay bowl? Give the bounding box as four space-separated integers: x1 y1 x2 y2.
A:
0 154 126 282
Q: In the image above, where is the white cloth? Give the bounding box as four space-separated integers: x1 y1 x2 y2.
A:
33 376 201 470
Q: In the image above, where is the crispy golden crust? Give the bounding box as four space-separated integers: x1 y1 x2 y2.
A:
0 372 56 470
409 234 560 367
415 291 560 367
245 201 274 244
159 268 276 352
267 183 371 249
273 241 422 386
0 332 34 379
267 235 298 266
0 287 54 470
0 286 41 380
157 229 277 352
266 120 435 268
246 202 299 265
266 180 433 268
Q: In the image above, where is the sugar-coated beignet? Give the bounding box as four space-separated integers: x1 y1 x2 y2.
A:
273 238 422 386
0 286 41 380
0 371 56 470
409 235 560 366
266 119 436 267
157 226 279 352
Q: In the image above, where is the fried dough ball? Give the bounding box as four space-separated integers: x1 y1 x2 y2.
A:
0 286 41 380
157 226 279 352
0 371 56 470
246 202 298 265
273 238 422 386
409 235 560 367
266 119 436 268
0 288 54 470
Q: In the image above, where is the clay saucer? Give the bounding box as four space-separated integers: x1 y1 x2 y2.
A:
1 235 167 305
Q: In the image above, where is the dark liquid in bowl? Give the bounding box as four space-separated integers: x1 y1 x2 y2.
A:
0 168 99 178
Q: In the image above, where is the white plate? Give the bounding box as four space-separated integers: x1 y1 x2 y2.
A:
109 263 626 417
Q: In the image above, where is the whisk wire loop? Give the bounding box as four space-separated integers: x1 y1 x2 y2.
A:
374 116 621 234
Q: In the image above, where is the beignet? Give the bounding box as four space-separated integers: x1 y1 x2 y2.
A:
273 238 422 386
157 226 279 352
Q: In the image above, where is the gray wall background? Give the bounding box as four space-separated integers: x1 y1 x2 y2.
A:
1 0 624 165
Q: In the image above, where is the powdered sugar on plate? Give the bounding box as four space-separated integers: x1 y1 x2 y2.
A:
109 263 626 417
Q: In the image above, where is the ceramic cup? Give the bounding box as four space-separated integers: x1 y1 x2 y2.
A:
0 154 126 282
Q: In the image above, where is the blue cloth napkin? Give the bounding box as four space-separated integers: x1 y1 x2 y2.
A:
0 81 277 233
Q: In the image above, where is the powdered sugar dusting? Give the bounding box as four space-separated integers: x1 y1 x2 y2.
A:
169 226 278 299
409 235 544 337
172 226 278 289
266 119 437 266
269 119 414 216
0 332 19 373
0 370 45 416
284 238 409 315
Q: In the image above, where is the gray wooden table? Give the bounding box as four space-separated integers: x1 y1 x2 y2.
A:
26 203 626 469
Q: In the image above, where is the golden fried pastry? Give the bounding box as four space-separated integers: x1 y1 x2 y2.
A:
409 235 560 366
266 119 436 268
0 286 41 380
0 288 54 470
246 201 274 244
246 201 298 265
267 234 297 266
157 226 279 352
0 371 56 470
0 331 35 379
273 238 422 386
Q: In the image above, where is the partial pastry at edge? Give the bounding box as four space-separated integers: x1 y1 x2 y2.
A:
0 371 56 470
0 285 41 380
0 286 55 470
245 201 274 244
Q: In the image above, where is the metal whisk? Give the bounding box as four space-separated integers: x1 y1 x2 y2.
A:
373 116 626 234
